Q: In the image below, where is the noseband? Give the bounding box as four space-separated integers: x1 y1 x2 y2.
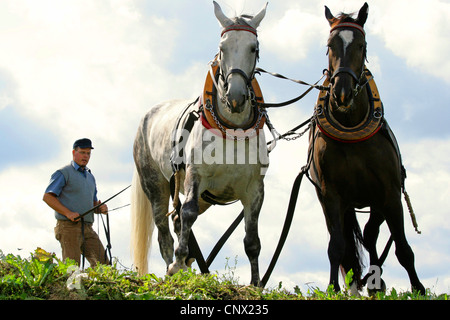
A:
224 68 253 87
330 67 361 83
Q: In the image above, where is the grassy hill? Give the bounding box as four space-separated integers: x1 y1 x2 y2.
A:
0 248 447 300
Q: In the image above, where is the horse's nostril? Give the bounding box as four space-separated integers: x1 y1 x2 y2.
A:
340 89 346 104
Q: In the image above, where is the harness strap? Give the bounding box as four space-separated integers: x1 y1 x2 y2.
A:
100 213 112 265
206 211 244 268
170 98 200 173
225 68 252 86
188 231 210 274
330 67 360 83
221 24 257 37
81 218 85 270
261 165 308 287
255 67 327 108
330 22 365 37
168 170 210 274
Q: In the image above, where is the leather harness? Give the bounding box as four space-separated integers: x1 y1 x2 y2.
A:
314 68 384 143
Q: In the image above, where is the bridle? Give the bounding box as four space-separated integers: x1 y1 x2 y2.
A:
327 22 368 97
215 23 260 106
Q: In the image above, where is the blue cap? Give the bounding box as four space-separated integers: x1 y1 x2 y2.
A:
73 138 94 149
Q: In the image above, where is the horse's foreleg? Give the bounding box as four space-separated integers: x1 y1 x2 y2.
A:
363 210 384 266
384 200 426 294
154 203 174 269
242 182 264 287
362 209 387 293
321 196 345 292
327 227 345 292
167 172 199 276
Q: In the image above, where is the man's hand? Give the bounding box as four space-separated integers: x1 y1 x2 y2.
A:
94 200 108 214
43 193 80 222
66 211 81 222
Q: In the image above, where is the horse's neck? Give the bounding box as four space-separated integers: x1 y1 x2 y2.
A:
329 89 369 127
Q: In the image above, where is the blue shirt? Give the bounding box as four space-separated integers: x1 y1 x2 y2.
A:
45 161 98 202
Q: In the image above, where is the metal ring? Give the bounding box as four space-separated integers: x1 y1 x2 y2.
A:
316 104 323 116
373 108 382 119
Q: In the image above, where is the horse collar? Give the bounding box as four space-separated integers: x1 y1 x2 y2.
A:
314 68 384 143
201 56 265 140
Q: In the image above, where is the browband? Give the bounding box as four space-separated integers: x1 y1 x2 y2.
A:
221 24 257 37
330 22 365 37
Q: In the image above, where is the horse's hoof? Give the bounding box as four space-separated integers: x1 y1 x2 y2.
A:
349 282 361 297
413 282 426 295
186 258 196 268
167 261 187 276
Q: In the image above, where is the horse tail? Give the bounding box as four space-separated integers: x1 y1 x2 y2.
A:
342 209 365 287
130 168 155 275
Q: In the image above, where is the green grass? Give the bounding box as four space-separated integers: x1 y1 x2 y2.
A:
0 248 447 300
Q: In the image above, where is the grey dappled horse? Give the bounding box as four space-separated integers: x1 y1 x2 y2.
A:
131 1 268 286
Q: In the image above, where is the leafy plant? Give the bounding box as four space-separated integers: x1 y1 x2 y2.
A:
0 248 76 299
0 248 447 300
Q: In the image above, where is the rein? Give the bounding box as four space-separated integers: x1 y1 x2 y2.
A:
74 184 131 269
75 185 131 221
255 67 329 108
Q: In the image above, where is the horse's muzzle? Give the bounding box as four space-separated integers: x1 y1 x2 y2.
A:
225 80 249 113
331 74 355 108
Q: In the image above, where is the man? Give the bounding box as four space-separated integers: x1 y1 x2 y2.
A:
43 138 109 267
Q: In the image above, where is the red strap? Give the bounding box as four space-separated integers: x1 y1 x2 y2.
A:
330 22 365 37
317 122 381 143
221 25 257 37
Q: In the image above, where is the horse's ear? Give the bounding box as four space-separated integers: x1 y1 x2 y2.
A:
356 2 369 26
325 6 336 26
249 2 268 29
213 1 233 27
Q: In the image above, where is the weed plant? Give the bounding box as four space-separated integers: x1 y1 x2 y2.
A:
0 249 447 300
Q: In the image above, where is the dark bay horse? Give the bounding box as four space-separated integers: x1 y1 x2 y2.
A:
308 3 425 294
131 1 269 286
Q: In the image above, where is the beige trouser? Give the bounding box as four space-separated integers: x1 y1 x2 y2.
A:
54 220 109 267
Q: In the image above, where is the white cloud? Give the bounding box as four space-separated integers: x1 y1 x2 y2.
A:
259 0 450 85
0 0 449 295
0 164 58 255
369 0 450 83
0 92 13 111
261 8 325 61
0 0 191 148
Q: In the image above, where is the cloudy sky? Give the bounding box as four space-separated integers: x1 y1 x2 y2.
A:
0 0 449 295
